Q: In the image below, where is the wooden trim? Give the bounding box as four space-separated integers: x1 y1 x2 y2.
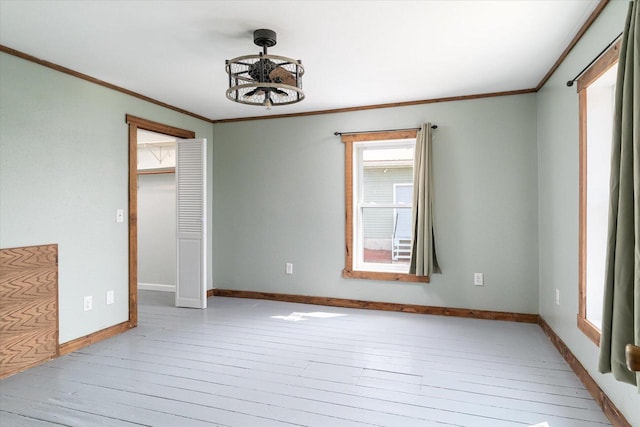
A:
341 130 419 143
344 139 354 273
578 315 602 346
538 317 631 427
55 248 59 360
59 321 134 356
55 247 59 360
576 43 618 346
341 130 429 283
577 39 621 93
207 289 215 298
212 289 539 323
126 115 195 139
535 0 611 91
578 87 589 340
137 167 176 175
128 124 139 327
342 269 429 283
213 89 536 123
0 45 213 124
577 83 600 347
127 116 196 330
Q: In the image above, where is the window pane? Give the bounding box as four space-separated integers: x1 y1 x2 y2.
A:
361 207 411 265
357 143 414 271
346 135 420 280
584 64 616 330
361 148 413 204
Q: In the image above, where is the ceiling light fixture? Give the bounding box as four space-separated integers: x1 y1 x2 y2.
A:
225 29 305 109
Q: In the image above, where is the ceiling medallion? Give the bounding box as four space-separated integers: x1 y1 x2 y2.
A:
225 29 305 109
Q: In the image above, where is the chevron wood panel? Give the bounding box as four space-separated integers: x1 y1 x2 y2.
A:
0 244 58 378
1 298 58 331
0 245 57 271
0 271 57 305
0 329 58 374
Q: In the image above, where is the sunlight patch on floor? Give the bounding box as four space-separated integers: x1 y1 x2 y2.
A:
270 311 348 321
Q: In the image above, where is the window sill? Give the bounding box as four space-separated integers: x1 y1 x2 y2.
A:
342 269 429 283
577 315 601 346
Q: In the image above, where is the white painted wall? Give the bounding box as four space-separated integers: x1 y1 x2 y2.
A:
536 1 639 424
137 173 176 290
212 93 539 314
0 52 213 343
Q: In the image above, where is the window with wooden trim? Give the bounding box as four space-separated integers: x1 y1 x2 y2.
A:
577 40 620 346
341 130 427 283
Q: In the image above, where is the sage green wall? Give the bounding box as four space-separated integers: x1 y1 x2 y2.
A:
536 1 639 424
212 93 539 314
0 52 213 344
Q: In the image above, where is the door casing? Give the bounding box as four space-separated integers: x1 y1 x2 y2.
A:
126 115 195 326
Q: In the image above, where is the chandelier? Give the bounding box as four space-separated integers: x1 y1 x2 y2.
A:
225 29 305 108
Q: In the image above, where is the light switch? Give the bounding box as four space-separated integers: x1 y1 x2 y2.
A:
116 209 124 223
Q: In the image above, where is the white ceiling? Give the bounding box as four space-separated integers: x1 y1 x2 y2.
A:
0 0 599 121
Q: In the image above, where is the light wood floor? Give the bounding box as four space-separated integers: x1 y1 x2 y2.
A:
0 291 611 426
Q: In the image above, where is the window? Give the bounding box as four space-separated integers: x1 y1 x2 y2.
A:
341 130 428 283
577 41 620 345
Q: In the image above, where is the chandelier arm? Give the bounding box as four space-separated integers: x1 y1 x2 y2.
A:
234 61 258 67
230 70 251 77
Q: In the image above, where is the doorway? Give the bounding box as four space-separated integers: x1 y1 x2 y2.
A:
137 129 178 305
126 115 195 327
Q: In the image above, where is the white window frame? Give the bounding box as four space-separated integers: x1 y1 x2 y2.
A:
352 140 415 273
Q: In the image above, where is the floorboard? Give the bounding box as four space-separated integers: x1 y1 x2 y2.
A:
0 291 612 426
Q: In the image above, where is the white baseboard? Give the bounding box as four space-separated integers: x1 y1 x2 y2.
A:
138 283 176 292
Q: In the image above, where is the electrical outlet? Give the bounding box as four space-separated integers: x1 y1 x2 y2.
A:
285 263 293 275
106 290 114 305
473 272 484 286
555 289 560 305
83 296 93 311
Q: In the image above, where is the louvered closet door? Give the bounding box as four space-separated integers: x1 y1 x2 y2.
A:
175 138 207 308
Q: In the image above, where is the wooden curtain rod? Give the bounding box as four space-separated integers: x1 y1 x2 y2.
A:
334 125 437 136
566 32 623 87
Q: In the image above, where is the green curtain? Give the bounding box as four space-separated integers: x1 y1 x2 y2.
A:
409 123 440 276
598 0 639 388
